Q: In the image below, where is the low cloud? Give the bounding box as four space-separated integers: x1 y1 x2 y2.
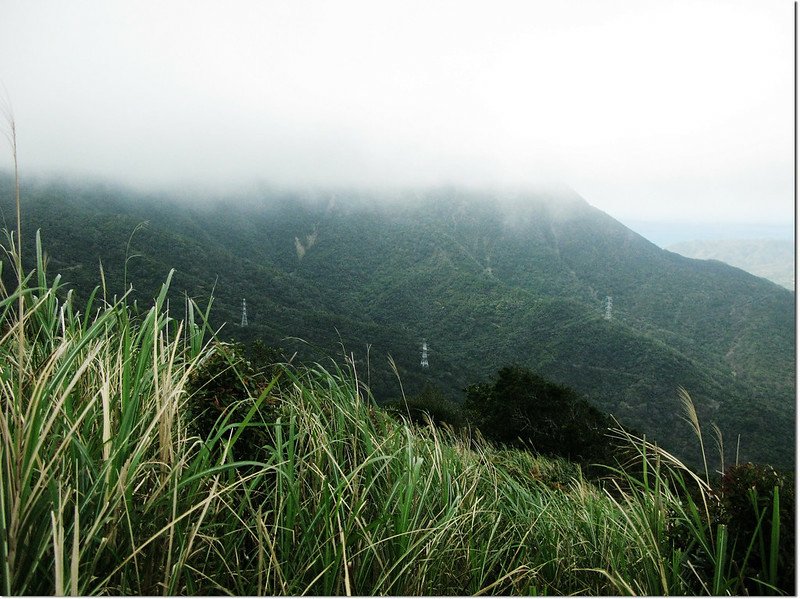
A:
0 0 793 227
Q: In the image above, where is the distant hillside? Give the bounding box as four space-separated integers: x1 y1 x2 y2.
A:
667 239 794 290
0 174 794 469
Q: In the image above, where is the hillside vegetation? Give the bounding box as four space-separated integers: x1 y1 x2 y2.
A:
0 238 793 595
0 175 794 470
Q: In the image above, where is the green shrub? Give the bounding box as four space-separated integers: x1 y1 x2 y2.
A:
717 463 795 594
464 365 615 465
186 341 281 462
384 383 466 429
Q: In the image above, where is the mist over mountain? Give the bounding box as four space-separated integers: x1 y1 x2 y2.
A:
0 173 794 469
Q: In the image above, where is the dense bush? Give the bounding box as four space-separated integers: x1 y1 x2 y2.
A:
717 463 795 594
186 341 282 462
384 384 466 429
464 365 615 465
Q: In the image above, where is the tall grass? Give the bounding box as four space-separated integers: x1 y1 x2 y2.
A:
202 356 791 595
0 138 790 592
0 101 25 414
0 234 792 594
0 226 277 594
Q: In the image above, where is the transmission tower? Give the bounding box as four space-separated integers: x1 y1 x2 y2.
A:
241 298 248 327
604 296 613 321
420 340 429 368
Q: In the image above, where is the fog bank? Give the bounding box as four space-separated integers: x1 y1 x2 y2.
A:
0 0 793 229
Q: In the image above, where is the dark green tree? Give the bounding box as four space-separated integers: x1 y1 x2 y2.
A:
385 384 466 429
464 365 613 464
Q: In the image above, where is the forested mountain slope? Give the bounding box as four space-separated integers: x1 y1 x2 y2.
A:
1 175 794 468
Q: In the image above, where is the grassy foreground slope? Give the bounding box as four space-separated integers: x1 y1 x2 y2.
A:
0 239 792 595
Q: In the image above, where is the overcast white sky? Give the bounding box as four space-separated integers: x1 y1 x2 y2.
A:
0 0 794 231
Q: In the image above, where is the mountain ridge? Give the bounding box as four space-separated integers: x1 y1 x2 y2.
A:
1 174 793 469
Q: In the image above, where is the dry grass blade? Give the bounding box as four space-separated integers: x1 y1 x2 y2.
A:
0 102 25 427
678 387 709 483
